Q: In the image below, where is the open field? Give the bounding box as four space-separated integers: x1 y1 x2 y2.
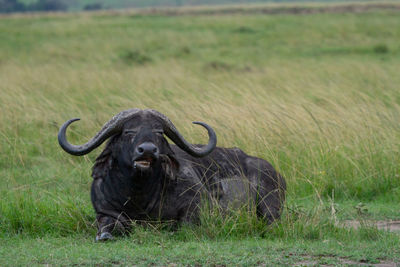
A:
72 2 400 17
0 2 399 266
15 0 398 11
6 1 400 16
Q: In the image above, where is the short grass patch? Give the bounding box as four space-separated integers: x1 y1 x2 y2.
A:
1 230 399 266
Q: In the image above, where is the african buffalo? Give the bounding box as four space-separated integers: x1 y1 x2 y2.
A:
58 109 285 241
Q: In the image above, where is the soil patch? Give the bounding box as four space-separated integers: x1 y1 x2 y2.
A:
295 255 398 267
342 220 400 232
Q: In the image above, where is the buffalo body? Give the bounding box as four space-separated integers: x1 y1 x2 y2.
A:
58 109 285 241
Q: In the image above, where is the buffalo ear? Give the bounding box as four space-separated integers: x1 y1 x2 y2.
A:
92 137 115 180
161 154 180 181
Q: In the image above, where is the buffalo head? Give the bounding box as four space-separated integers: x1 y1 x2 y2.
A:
58 109 217 174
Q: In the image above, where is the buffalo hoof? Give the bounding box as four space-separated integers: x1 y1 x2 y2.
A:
96 232 113 242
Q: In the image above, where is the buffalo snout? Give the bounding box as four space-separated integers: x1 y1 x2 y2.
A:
133 142 160 170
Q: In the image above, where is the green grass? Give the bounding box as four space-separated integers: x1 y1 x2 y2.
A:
2 233 399 266
0 4 399 265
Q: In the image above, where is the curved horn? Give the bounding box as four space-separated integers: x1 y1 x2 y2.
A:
58 109 140 156
148 110 217 157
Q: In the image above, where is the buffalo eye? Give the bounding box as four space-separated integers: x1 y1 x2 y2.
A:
123 130 137 136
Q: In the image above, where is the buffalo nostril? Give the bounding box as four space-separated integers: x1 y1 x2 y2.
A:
137 142 158 156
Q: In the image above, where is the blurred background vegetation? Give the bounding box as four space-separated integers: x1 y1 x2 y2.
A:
0 0 384 13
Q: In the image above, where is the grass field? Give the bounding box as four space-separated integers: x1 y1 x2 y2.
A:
0 2 399 266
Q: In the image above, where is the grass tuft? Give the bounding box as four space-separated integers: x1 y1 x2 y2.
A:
373 44 389 54
119 49 153 65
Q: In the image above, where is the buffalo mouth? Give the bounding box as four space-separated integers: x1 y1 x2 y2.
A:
134 157 154 170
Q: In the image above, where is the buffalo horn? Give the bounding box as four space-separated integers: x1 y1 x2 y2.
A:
148 110 217 157
58 109 140 156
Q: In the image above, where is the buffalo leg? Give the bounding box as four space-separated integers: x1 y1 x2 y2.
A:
95 215 127 242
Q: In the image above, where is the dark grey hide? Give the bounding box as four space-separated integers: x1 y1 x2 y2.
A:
58 109 286 241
